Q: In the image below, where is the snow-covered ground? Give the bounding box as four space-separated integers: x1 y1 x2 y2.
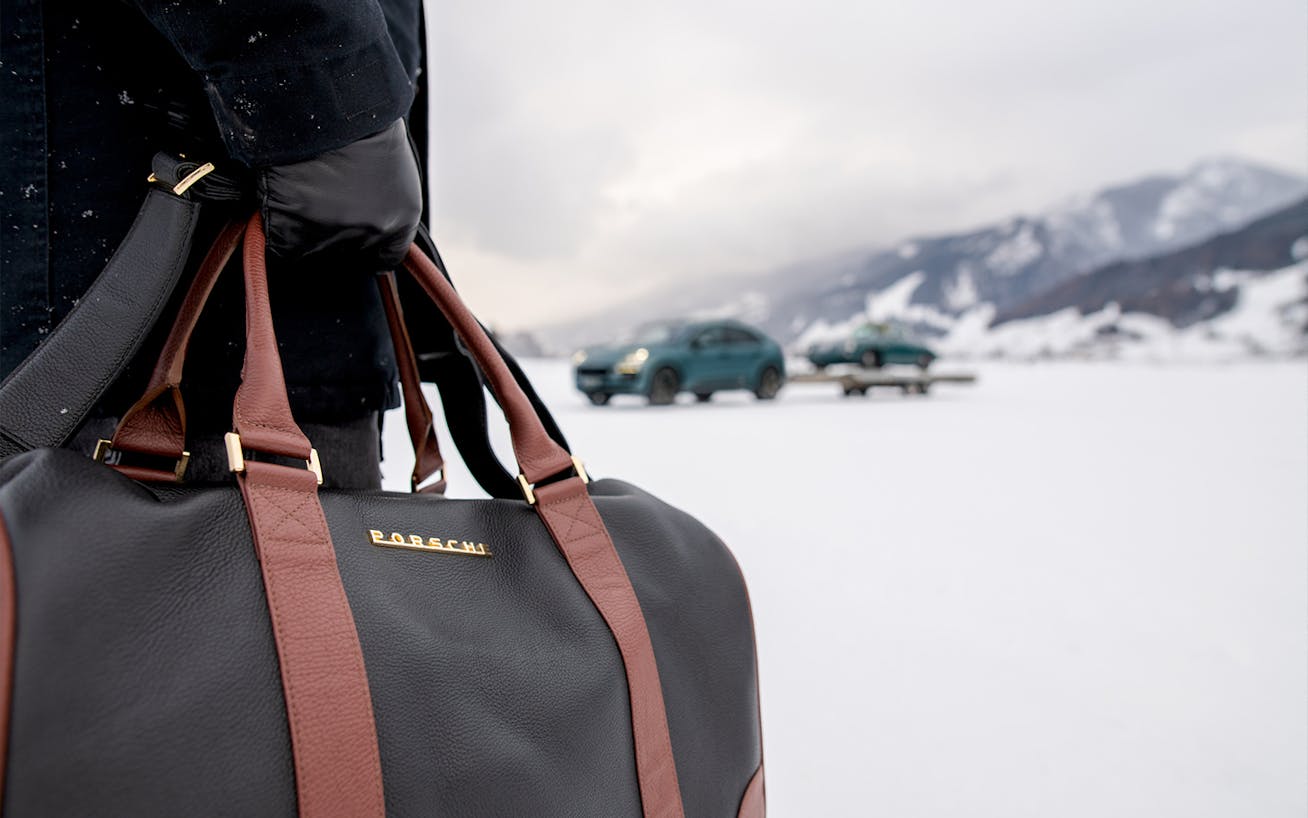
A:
382 359 1307 817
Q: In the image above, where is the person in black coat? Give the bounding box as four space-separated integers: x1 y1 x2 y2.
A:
0 0 429 487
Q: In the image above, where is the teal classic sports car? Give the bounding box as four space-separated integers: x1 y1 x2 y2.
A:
807 323 936 370
573 320 786 406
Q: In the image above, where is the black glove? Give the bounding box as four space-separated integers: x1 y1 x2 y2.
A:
257 118 423 271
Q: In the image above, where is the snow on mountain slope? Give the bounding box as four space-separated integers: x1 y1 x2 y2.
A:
801 196 1308 362
935 262 1307 361
726 158 1307 351
1154 157 1303 242
533 158 1307 357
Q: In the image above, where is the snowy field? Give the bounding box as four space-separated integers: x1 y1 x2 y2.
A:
381 359 1307 817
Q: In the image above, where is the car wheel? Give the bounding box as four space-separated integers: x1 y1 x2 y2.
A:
916 354 933 370
694 392 713 403
754 366 783 400
587 392 611 406
860 350 882 369
647 368 680 406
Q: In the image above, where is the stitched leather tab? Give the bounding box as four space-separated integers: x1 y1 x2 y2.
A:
238 462 385 818
534 477 686 818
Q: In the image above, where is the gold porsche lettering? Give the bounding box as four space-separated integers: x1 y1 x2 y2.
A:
368 529 492 557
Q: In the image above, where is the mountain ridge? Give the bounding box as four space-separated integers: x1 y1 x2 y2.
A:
530 156 1308 357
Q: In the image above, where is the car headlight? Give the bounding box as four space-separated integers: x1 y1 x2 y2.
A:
571 350 588 365
615 348 650 375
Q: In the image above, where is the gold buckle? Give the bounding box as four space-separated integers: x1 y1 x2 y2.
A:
146 161 216 196
413 466 446 492
93 438 190 480
225 432 323 485
518 456 589 505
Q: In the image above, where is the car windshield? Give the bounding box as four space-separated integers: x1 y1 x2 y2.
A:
856 324 899 339
627 322 684 345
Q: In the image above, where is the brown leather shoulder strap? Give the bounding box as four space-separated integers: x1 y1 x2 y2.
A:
533 477 686 818
232 218 314 459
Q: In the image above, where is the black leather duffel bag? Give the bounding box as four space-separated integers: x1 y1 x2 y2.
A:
0 209 765 816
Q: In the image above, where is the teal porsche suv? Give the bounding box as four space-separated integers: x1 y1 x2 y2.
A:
572 320 786 406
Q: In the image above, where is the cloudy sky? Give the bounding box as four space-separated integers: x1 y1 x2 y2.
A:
424 0 1307 330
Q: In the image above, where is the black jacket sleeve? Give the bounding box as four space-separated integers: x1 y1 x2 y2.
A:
129 0 416 167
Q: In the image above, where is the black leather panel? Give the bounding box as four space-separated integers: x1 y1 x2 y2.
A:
0 449 760 816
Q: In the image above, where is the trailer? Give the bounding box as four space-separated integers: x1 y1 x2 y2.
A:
789 369 977 397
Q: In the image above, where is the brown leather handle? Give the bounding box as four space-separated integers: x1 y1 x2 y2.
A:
376 272 446 493
109 219 445 488
399 244 686 817
230 214 387 818
108 219 244 472
103 214 686 817
400 246 575 485
229 215 313 458
232 220 683 814
108 216 683 817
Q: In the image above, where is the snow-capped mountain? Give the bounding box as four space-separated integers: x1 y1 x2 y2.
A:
534 157 1308 359
790 195 1308 361
994 197 1308 329
937 198 1308 361
771 157 1307 344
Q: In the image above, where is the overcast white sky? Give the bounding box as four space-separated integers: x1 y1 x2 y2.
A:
424 0 1307 330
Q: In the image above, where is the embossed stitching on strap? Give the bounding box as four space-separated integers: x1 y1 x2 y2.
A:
239 462 385 818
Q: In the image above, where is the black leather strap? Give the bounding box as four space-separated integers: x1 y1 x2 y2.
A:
0 188 202 458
